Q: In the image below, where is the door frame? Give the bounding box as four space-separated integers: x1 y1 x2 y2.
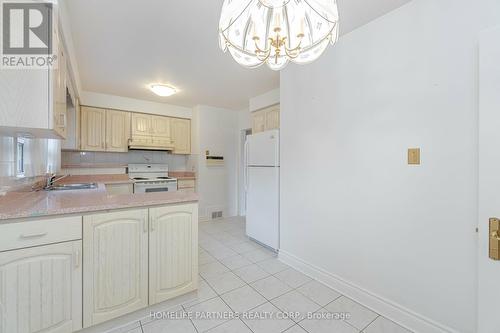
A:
477 25 500 333
238 128 252 216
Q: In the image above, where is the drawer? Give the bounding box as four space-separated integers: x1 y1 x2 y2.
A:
178 188 195 194
0 216 82 252
105 183 133 195
178 179 195 189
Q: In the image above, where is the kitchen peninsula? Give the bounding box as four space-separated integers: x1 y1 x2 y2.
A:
0 185 198 332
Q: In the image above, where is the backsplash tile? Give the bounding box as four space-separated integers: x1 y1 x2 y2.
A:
61 150 189 170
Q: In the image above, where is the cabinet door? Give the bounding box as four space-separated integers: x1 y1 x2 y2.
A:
53 38 67 139
151 116 171 138
83 209 148 327
149 204 198 305
252 110 266 134
265 106 280 131
106 110 130 152
81 107 106 151
0 241 82 333
131 113 152 137
172 118 191 154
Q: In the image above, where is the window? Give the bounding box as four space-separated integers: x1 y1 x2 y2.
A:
16 138 25 177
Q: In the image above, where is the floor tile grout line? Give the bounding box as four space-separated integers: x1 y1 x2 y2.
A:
359 314 380 332
199 221 399 333
201 249 327 310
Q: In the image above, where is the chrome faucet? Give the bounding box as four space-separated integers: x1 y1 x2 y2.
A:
44 174 68 190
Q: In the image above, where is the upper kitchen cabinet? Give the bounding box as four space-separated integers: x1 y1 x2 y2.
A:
252 105 280 134
81 107 106 151
129 113 174 151
52 32 68 139
151 116 172 139
0 9 69 139
151 116 173 147
81 107 130 152
106 110 131 152
131 113 152 137
172 118 191 154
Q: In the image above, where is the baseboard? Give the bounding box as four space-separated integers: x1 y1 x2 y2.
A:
278 250 458 333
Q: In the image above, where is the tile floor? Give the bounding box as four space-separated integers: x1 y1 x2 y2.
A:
109 217 412 333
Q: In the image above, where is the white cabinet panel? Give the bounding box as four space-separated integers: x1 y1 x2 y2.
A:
80 107 106 152
251 105 280 134
83 209 148 327
149 204 198 304
172 118 191 154
106 110 130 152
0 241 82 333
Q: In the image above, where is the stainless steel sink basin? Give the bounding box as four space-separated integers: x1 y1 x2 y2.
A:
47 183 98 191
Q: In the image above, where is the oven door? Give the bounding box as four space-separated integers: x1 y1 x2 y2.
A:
133 181 177 193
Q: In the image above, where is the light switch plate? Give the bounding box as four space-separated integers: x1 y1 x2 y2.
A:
408 148 421 165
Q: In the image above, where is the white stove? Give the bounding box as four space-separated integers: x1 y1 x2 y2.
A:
128 164 178 193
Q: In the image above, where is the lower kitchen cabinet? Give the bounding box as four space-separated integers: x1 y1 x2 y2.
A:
0 241 83 333
149 203 198 304
83 209 149 328
105 183 133 195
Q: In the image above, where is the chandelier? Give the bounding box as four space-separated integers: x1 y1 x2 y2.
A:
218 0 339 71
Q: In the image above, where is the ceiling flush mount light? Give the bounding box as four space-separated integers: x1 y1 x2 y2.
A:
218 0 339 71
149 84 177 97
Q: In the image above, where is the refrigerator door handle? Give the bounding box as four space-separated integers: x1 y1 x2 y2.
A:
244 140 249 192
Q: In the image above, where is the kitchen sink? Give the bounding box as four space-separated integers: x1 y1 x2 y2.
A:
47 183 98 191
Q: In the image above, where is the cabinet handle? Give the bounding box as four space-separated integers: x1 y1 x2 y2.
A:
20 232 47 239
74 250 81 268
150 216 155 232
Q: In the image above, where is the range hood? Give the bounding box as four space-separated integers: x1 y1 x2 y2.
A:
128 139 174 151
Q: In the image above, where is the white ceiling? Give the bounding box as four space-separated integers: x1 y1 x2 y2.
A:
66 0 412 110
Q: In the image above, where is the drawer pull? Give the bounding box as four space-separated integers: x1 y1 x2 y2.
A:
20 232 48 239
74 250 81 268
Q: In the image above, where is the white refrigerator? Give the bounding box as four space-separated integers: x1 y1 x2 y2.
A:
245 129 280 251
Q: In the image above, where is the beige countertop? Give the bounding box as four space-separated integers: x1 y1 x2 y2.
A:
0 186 198 221
59 174 134 185
169 171 196 180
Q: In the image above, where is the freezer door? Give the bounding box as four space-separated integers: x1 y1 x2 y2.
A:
246 166 279 250
247 130 279 167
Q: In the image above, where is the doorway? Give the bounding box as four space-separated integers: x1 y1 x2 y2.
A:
477 25 500 333
238 128 252 216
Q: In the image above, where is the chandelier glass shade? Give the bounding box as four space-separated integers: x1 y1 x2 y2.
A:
218 0 339 70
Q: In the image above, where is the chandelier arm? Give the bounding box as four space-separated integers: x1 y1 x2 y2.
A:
284 44 301 59
254 40 272 61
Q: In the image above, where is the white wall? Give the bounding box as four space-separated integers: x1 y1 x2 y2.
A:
192 105 239 220
249 88 280 112
81 91 192 119
280 0 500 332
